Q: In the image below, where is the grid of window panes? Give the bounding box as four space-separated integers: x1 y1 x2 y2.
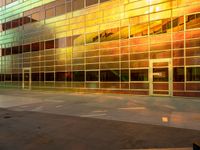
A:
0 0 200 96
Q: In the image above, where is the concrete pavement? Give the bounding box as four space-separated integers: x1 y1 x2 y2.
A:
0 89 199 130
0 89 200 149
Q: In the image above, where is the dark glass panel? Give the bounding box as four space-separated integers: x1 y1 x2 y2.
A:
18 74 22 81
12 74 19 81
65 72 72 81
5 47 11 55
0 74 5 81
23 16 31 24
45 72 54 81
121 70 129 81
18 45 23 53
72 0 84 11
12 46 18 54
100 70 120 82
40 42 45 50
23 44 30 53
56 72 66 81
45 40 55 49
2 23 6 31
5 74 11 81
40 73 45 81
32 73 39 81
5 21 11 30
12 19 19 28
73 71 85 81
131 69 148 81
86 0 98 6
173 67 184 82
19 18 23 26
86 71 99 81
187 67 200 81
32 42 40 52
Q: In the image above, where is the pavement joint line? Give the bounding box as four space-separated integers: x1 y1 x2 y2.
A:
80 113 107 117
118 107 146 110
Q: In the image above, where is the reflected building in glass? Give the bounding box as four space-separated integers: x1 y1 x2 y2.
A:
0 0 200 97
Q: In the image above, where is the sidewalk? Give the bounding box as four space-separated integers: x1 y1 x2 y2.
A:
0 89 199 149
0 89 200 130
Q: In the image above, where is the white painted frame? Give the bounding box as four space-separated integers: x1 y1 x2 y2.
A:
22 67 31 90
149 59 172 96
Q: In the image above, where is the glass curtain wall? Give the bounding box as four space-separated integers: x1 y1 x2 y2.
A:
0 0 200 97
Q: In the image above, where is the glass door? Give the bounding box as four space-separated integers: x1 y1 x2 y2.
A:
150 59 172 96
22 68 31 90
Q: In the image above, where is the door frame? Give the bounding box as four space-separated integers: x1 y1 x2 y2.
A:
149 59 172 96
22 67 31 90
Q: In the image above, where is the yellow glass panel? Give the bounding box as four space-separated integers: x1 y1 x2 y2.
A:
86 11 103 21
86 32 99 44
70 16 85 24
130 15 148 25
100 21 120 30
125 0 148 11
121 18 129 27
150 10 171 21
73 28 84 35
56 20 69 27
103 14 121 23
70 22 85 30
55 26 68 33
125 7 149 18
130 23 148 37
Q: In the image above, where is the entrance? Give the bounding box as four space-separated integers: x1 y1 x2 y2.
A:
150 59 172 96
22 68 31 90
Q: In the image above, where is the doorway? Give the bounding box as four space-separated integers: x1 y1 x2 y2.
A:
150 59 172 96
22 68 31 90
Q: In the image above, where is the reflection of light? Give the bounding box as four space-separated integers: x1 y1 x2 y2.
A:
146 0 152 4
146 5 159 14
162 117 169 123
156 6 160 11
150 6 154 12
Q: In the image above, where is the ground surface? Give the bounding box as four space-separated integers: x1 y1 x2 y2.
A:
0 89 199 150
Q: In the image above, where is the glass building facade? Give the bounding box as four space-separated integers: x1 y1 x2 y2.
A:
0 0 200 97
